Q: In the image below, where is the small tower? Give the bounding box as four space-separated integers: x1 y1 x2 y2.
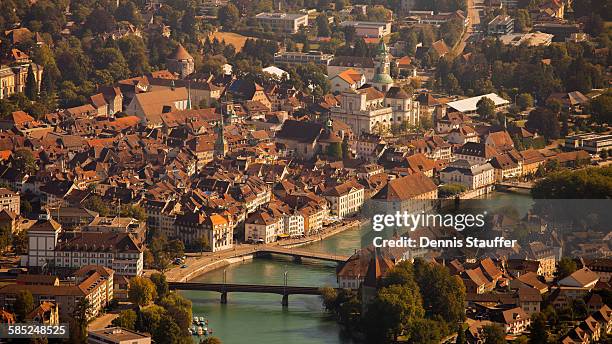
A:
167 44 194 78
371 40 394 92
214 108 229 158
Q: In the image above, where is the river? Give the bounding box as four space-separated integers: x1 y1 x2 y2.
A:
181 192 533 344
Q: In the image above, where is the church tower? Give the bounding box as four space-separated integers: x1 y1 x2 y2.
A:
167 44 195 78
371 40 394 92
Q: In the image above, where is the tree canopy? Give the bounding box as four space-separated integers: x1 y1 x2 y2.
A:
129 276 158 306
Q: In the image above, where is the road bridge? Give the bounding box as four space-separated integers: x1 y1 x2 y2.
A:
496 181 534 190
254 246 350 263
169 282 336 306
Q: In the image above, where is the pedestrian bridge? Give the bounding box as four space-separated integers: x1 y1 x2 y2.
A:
168 282 336 306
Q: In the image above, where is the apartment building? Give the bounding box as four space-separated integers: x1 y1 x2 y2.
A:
440 159 495 191
371 173 438 214
22 216 144 276
273 51 334 66
487 15 515 35
53 232 144 276
339 21 392 38
88 328 151 344
0 188 19 215
323 180 365 218
245 210 284 244
565 133 612 154
173 212 234 252
254 13 309 34
0 63 43 100
0 266 114 320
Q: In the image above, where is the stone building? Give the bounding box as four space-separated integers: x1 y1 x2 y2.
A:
167 44 194 78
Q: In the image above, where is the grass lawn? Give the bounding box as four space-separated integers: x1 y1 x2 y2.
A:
210 32 253 52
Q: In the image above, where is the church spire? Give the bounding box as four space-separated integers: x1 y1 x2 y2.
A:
215 104 228 158
187 81 192 110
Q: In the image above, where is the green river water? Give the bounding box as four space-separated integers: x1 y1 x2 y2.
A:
181 192 534 344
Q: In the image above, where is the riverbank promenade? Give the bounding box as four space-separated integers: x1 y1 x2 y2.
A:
159 219 361 282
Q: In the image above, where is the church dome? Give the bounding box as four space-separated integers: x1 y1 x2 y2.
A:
371 73 394 85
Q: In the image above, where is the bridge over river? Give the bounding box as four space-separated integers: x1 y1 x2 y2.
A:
495 181 534 190
169 281 337 306
254 246 349 263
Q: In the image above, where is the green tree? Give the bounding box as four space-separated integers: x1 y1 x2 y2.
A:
589 90 611 125
92 47 130 83
117 36 150 75
111 309 137 330
198 234 211 254
14 290 34 322
136 304 164 334
120 204 147 221
182 5 198 36
368 7 390 21
128 276 157 306
159 293 193 336
55 38 91 85
153 251 171 273
316 14 330 37
515 9 531 32
439 183 467 197
532 167 612 199
364 284 424 343
326 142 343 160
83 195 110 217
320 286 339 312
517 93 534 111
14 149 37 175
440 17 464 47
408 318 449 344
342 136 350 159
0 223 11 252
482 324 507 344
115 1 144 26
546 98 562 114
353 38 368 57
150 273 169 300
529 312 548 344
71 298 94 343
526 107 560 139
556 257 577 279
25 65 38 100
154 317 183 344
414 258 466 324
343 25 356 43
477 97 496 120
167 239 185 258
84 7 116 34
383 261 418 289
12 230 28 254
218 4 240 31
